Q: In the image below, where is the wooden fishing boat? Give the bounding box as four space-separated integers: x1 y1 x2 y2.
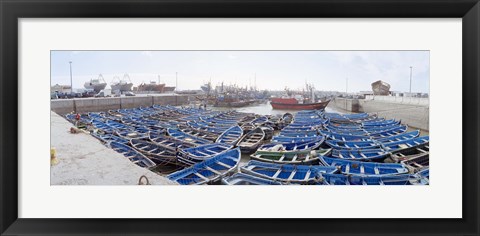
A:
221 173 282 185
108 141 156 168
240 160 337 184
251 149 331 165
167 128 212 146
236 127 265 153
389 141 429 171
167 148 241 185
215 125 243 145
322 173 412 185
240 123 256 133
260 126 274 140
320 156 409 176
178 143 233 165
177 124 218 141
330 148 390 161
149 132 196 150
130 139 177 165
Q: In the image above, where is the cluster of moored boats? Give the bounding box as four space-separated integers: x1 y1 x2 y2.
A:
66 105 429 185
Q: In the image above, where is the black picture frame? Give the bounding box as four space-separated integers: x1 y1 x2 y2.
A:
1 0 479 235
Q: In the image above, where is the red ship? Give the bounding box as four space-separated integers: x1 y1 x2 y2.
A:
270 97 330 110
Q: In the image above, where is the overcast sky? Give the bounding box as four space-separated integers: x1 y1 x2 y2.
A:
51 51 429 93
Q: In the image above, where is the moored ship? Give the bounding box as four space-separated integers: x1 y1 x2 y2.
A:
270 83 330 110
136 81 165 92
111 74 133 92
270 98 330 110
84 74 107 92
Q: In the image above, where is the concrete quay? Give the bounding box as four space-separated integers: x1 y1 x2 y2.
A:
331 96 429 131
50 111 177 185
51 94 192 114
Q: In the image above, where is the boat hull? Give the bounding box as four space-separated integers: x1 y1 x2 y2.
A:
270 100 330 110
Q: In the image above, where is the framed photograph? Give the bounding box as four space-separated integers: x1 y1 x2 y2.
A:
1 0 478 235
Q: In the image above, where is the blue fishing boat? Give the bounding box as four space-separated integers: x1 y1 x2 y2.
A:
383 136 429 152
409 168 429 185
91 133 129 145
91 119 116 134
320 131 372 141
178 143 233 165
369 125 408 139
364 124 406 132
363 119 400 126
167 148 241 185
258 136 324 152
322 173 412 185
251 149 331 165
108 141 156 168
271 135 320 143
251 116 268 126
376 130 420 143
330 148 389 161
320 156 409 176
215 125 243 145
106 120 132 131
167 128 212 146
115 130 149 140
325 139 382 150
240 160 338 184
221 173 282 185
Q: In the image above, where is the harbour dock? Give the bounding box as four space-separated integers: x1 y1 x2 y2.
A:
51 94 191 114
331 96 429 131
50 111 176 185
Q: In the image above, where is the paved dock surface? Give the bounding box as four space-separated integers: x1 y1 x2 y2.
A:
50 111 177 185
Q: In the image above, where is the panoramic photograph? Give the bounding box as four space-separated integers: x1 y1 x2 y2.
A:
50 50 429 185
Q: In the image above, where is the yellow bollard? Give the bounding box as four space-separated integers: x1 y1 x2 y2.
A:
50 147 59 166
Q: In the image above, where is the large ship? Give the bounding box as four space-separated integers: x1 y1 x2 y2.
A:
371 80 391 95
84 74 107 92
162 86 176 93
270 83 330 110
111 74 133 92
136 81 165 92
270 98 330 110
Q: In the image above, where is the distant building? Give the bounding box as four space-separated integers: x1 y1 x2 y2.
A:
51 84 71 93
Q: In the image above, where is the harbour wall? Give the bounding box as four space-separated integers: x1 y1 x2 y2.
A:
51 95 191 114
331 97 429 131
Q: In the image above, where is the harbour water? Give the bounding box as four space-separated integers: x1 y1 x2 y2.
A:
210 101 345 115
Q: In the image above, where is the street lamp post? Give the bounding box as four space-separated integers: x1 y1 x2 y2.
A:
69 61 73 94
409 66 413 94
